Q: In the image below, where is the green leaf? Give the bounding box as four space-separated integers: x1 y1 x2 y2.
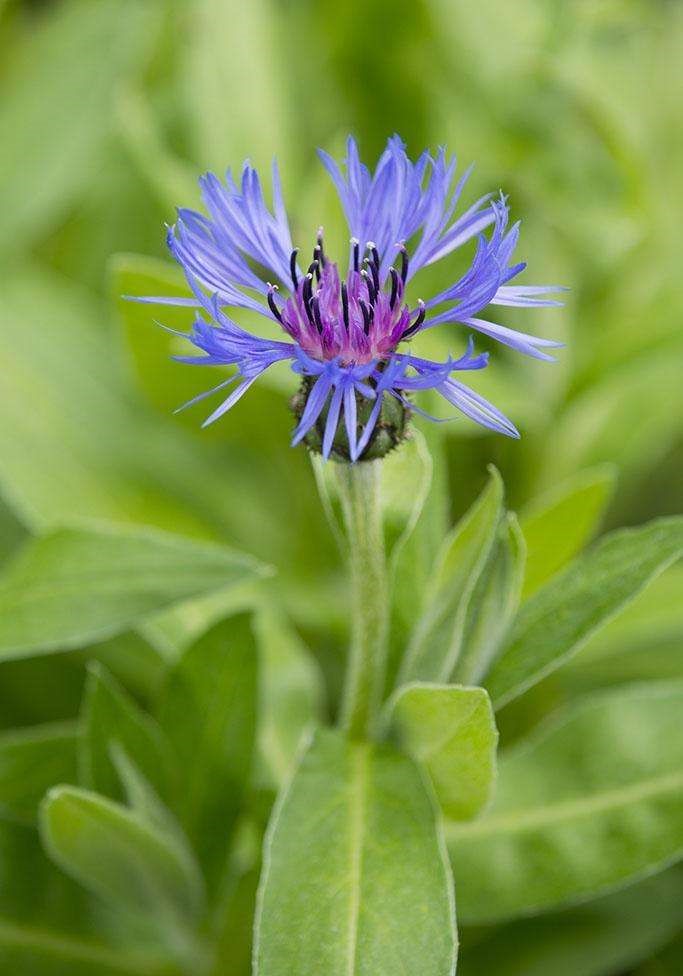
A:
486 516 683 709
40 786 204 952
457 865 683 976
387 683 498 820
563 563 683 677
183 0 295 174
452 512 526 686
0 919 181 976
210 868 259 976
254 727 456 976
0 0 156 257
385 426 449 689
255 607 324 790
635 934 683 975
446 682 683 922
520 466 616 599
398 467 504 685
0 264 306 560
79 663 174 803
157 614 257 890
0 522 267 661
0 723 77 824
109 254 214 421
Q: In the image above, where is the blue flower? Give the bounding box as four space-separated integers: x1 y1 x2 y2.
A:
135 136 563 461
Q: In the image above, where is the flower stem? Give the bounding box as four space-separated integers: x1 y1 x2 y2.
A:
335 460 388 739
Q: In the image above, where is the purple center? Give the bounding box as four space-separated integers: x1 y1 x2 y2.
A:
268 235 425 366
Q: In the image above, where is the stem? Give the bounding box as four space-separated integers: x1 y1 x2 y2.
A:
335 460 388 739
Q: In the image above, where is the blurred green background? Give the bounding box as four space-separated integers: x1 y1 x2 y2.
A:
0 0 681 973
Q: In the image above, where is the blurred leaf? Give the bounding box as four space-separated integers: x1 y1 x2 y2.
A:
381 431 435 560
0 920 180 976
542 339 683 490
79 663 174 803
254 727 456 976
183 0 295 173
0 723 77 825
568 564 683 667
116 88 198 215
387 683 498 821
0 0 156 257
157 615 257 891
108 746 205 907
0 818 90 931
457 865 683 976
386 422 449 690
0 265 266 543
486 516 683 709
210 868 258 976
520 466 616 599
109 253 208 419
447 682 683 922
255 607 324 790
398 467 503 685
40 786 204 953
0 522 267 661
86 631 168 704
452 512 526 686
635 934 683 975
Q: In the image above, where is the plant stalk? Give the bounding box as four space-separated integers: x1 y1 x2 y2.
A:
335 460 388 739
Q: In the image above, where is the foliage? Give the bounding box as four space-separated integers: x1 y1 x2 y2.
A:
0 0 682 973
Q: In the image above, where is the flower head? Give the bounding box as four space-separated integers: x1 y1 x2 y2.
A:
136 136 563 461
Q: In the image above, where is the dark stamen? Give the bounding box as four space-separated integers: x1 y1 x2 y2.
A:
313 246 324 277
367 241 380 271
369 258 380 295
398 244 409 283
340 281 349 330
359 299 372 335
351 238 360 273
402 299 425 339
361 269 376 305
316 228 327 266
310 296 324 334
389 267 400 310
302 273 315 325
307 259 320 283
267 284 282 322
289 249 299 290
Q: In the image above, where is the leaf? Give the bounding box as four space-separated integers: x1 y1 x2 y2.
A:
255 607 324 790
40 786 204 952
108 745 205 908
520 466 616 599
398 467 504 686
157 614 258 890
255 728 456 975
457 865 683 976
183 0 295 174
0 522 267 661
386 422 449 690
0 723 77 824
0 0 156 257
0 264 306 561
486 516 683 709
210 868 259 976
79 663 174 803
0 919 181 976
387 683 498 820
446 682 683 922
109 253 216 421
563 564 683 678
452 512 526 686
